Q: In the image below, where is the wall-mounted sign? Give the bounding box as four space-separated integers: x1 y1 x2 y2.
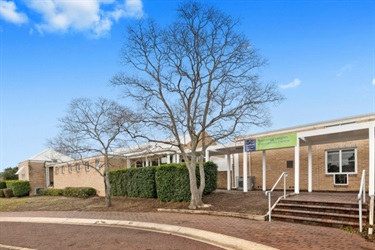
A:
244 139 256 152
256 133 297 151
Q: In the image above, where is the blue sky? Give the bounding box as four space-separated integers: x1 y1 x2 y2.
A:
0 0 374 171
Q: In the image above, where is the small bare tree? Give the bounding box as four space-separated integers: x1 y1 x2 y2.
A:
49 98 137 207
112 1 283 209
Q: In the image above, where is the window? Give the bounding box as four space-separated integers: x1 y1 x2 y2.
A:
95 159 100 170
61 166 65 174
286 160 294 168
76 163 81 172
55 166 59 175
68 164 72 173
326 149 356 174
334 174 348 185
85 162 90 172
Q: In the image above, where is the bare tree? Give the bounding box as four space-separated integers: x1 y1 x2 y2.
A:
49 98 137 207
112 1 283 209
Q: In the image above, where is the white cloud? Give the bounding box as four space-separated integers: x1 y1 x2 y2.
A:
372 78 375 85
280 78 301 89
0 0 28 24
24 0 143 38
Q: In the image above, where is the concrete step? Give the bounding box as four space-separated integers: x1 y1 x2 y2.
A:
271 199 368 228
271 214 362 228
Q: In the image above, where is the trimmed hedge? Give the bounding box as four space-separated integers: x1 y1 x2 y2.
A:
0 181 6 189
5 180 30 197
109 167 156 198
155 162 218 202
109 161 217 202
0 189 5 197
155 164 190 202
63 187 97 198
38 188 64 196
3 188 13 198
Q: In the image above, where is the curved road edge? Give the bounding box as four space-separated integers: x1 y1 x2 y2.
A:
0 217 276 250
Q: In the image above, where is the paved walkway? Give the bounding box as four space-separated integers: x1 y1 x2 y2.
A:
1 211 374 250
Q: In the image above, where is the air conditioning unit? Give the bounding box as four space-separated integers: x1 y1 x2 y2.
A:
237 176 255 190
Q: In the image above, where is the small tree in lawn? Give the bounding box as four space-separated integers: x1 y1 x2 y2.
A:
112 1 283 209
49 98 137 207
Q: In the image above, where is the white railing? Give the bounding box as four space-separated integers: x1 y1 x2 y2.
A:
265 172 288 222
358 170 366 233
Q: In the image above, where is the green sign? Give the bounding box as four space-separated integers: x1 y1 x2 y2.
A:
256 133 297 150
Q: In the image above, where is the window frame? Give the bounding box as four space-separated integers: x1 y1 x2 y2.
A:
85 162 90 172
76 163 81 172
68 164 72 173
325 148 357 175
55 166 59 175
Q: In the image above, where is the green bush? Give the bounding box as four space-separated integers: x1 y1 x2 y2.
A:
155 162 218 202
39 188 64 196
155 164 190 202
0 181 6 189
109 167 156 198
198 161 218 195
63 187 97 198
5 180 30 197
3 188 13 198
0 189 5 198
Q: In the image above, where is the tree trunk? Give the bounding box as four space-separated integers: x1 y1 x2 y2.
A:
198 155 205 195
187 158 203 209
104 163 112 207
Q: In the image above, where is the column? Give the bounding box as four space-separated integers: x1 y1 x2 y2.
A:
167 153 171 164
226 154 231 190
127 157 131 168
262 150 266 191
176 154 180 163
45 167 50 187
243 145 248 192
205 149 210 162
369 126 374 196
294 138 300 194
308 144 312 192
234 153 239 188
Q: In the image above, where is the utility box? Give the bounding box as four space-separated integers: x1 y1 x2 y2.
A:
237 176 255 191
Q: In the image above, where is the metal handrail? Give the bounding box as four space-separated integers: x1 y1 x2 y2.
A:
265 172 288 222
358 170 366 233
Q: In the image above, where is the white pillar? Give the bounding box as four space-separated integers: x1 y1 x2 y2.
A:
369 126 374 196
243 145 248 192
262 150 266 191
294 138 300 194
234 153 239 188
176 154 180 163
158 157 160 166
308 144 313 192
205 149 210 162
145 157 149 167
45 167 50 187
127 157 131 168
167 153 171 164
226 154 231 190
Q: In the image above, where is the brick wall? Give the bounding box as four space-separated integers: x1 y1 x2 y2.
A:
221 138 369 192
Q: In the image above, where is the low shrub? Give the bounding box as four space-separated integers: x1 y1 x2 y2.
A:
63 187 96 198
0 189 5 198
39 188 64 196
3 188 13 198
5 180 30 197
0 181 6 189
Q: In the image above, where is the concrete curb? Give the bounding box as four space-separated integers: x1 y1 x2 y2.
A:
0 217 276 250
157 208 265 221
